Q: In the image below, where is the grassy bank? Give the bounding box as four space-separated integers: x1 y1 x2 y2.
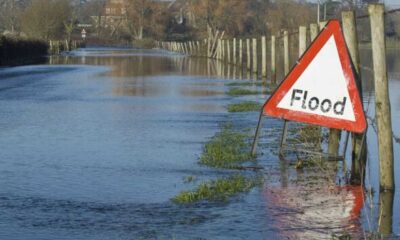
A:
0 36 48 66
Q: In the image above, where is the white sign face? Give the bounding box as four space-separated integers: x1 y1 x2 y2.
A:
277 36 355 122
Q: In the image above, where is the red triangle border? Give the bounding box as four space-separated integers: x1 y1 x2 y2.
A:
263 20 367 133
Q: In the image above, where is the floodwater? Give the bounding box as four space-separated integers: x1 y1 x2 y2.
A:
0 47 398 239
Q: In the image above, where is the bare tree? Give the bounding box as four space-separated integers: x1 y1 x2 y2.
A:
126 0 147 40
80 0 106 36
0 0 30 33
20 0 72 40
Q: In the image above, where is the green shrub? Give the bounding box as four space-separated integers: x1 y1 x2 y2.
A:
0 35 48 65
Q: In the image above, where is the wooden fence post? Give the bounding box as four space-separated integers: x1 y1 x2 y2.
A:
247 39 251 71
227 39 231 63
271 35 276 84
319 21 328 31
310 23 318 41
239 39 243 66
299 26 307 57
369 3 394 191
261 36 267 78
191 41 195 55
207 38 211 58
283 31 289 75
65 39 69 51
252 38 258 74
233 38 237 65
49 40 53 54
341 11 367 185
378 191 394 236
185 42 189 55
217 39 221 60
222 40 225 62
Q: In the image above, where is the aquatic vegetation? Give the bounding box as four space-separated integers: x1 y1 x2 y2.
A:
199 125 254 168
172 175 262 204
287 124 325 144
226 81 265 87
227 88 259 96
227 101 262 112
183 175 197 183
294 157 330 170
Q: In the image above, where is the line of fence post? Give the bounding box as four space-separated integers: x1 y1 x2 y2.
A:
157 35 278 81
48 39 82 55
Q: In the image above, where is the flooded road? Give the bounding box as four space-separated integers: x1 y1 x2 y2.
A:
0 48 276 239
0 47 399 239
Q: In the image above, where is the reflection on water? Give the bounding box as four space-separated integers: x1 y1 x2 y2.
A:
50 48 261 82
264 185 364 239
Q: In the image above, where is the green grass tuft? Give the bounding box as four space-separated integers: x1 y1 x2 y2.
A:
227 88 259 96
183 175 197 183
172 175 262 204
227 101 262 112
226 81 265 87
199 125 253 168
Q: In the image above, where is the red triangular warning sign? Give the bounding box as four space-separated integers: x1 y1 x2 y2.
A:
263 20 366 133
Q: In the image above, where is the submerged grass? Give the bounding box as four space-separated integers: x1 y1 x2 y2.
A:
172 174 262 204
227 101 262 112
227 88 259 96
226 81 265 87
199 125 253 168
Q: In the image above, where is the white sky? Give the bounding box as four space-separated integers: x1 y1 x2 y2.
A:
309 0 400 8
383 0 400 7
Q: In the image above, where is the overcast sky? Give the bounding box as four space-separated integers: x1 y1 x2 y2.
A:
309 0 400 8
382 0 400 7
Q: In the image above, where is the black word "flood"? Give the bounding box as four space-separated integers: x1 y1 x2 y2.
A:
290 89 347 115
